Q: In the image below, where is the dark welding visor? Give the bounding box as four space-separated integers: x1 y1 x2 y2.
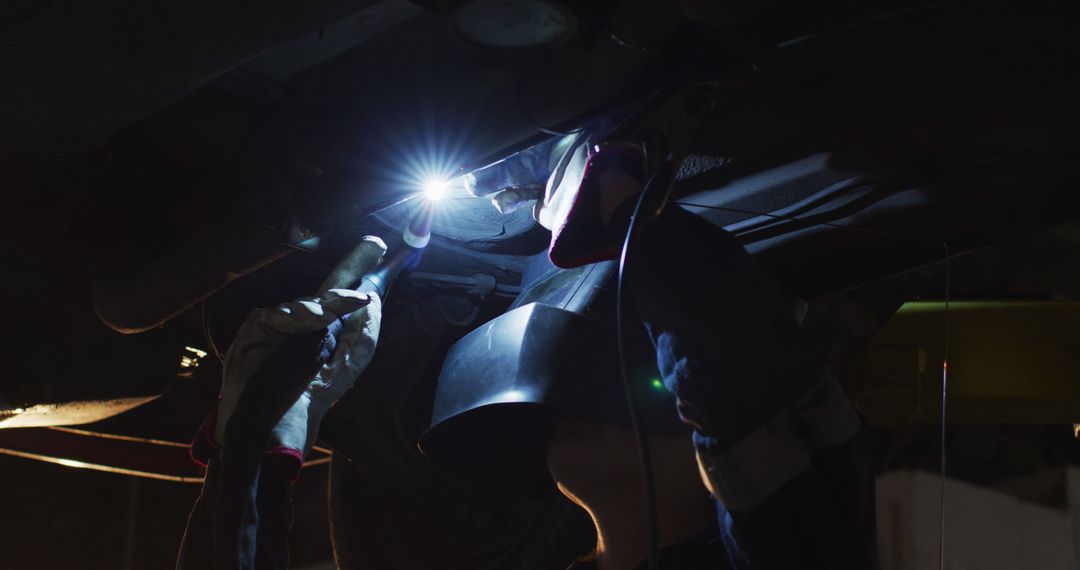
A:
418 256 685 496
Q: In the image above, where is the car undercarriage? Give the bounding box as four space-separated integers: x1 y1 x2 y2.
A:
4 1 1080 568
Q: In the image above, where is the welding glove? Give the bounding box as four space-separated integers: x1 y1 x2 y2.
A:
205 236 387 463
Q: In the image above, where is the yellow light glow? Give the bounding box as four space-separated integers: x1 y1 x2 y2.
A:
179 346 208 370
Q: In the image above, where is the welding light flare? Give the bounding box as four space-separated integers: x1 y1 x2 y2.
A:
421 176 450 202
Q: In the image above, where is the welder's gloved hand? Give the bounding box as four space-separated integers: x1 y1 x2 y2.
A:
212 236 387 462
465 135 571 214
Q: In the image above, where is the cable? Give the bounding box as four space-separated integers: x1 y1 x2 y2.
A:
938 251 951 570
616 172 670 570
201 301 225 364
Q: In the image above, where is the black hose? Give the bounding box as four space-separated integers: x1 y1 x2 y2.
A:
615 164 673 570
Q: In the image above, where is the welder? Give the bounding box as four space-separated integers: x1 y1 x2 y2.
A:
456 101 880 568
177 97 877 569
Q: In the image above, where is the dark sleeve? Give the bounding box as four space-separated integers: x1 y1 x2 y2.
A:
177 454 299 570
253 454 299 570
629 206 830 449
176 459 220 570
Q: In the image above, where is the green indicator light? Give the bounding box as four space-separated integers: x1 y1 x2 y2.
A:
650 378 665 391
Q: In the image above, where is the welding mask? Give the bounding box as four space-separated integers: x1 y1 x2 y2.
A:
534 129 658 269
418 254 685 496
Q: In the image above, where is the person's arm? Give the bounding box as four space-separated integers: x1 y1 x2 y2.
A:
178 237 386 570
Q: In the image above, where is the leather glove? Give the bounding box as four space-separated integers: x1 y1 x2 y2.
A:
209 236 387 462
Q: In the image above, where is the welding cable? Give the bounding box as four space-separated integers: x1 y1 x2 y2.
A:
938 252 952 570
200 301 225 364
616 165 676 570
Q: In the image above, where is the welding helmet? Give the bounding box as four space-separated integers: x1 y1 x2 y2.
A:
418 253 685 496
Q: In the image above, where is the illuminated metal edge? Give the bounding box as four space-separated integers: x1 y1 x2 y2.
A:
0 396 159 429
0 428 333 483
46 427 337 464
47 426 191 448
302 456 332 468
0 447 206 483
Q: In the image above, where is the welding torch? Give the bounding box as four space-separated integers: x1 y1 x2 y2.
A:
270 199 433 379
222 200 434 456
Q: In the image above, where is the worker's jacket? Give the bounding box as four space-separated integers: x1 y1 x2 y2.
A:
176 453 298 570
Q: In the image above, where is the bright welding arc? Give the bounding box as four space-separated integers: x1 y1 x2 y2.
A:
421 176 450 202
